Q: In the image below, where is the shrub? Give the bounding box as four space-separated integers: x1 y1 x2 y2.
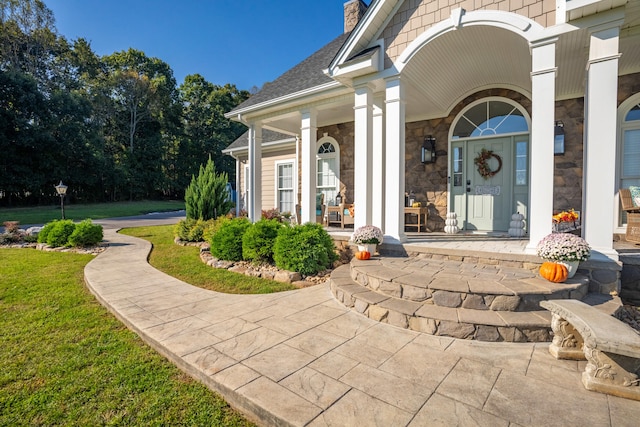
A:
242 219 283 263
273 223 337 275
203 216 230 243
209 217 251 261
45 220 76 247
68 219 103 247
185 157 234 220
37 220 58 244
174 218 196 241
261 208 281 221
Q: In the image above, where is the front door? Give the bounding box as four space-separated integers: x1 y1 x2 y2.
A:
451 137 522 232
467 138 511 231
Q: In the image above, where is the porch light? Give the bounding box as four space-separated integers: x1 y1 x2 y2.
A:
55 181 68 219
554 121 565 155
422 136 436 164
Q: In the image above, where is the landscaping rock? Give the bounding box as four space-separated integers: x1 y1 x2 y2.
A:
437 320 475 339
461 294 488 310
274 270 302 283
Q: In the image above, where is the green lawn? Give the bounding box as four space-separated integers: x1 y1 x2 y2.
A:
0 248 253 426
120 225 298 294
0 200 184 225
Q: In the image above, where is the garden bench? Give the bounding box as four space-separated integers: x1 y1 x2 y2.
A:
540 299 640 401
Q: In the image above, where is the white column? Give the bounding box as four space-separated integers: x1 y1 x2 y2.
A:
235 157 241 216
526 39 557 251
247 123 262 222
300 109 317 224
372 95 385 230
384 77 407 244
583 25 621 261
353 84 374 229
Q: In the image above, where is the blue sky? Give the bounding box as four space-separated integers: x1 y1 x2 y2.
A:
46 0 351 91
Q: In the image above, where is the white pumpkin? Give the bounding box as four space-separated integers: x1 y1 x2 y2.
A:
510 220 525 228
508 227 526 237
444 212 459 234
511 212 524 221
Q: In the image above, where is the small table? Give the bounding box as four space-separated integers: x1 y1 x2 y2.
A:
404 207 429 232
326 205 342 227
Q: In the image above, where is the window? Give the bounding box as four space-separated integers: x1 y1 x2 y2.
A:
276 162 294 214
316 136 340 206
452 147 463 186
619 101 640 226
453 100 528 139
515 140 528 186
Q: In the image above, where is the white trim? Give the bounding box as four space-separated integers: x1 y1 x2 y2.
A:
397 10 544 72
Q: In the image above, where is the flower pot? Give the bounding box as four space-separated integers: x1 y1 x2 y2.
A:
559 260 579 278
358 244 377 255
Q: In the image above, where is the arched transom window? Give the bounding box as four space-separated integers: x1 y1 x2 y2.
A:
453 99 529 139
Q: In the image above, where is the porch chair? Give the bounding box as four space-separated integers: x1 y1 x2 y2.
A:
294 193 325 224
340 203 355 229
619 187 640 244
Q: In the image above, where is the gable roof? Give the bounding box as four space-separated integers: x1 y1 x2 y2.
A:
227 32 351 115
222 129 295 153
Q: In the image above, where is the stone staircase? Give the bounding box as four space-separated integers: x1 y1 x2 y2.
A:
329 253 591 342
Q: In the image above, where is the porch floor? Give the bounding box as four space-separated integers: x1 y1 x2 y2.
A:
326 227 640 260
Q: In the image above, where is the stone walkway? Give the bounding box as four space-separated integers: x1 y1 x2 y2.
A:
85 216 640 426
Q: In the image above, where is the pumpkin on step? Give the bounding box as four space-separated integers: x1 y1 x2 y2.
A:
355 251 371 260
539 261 568 283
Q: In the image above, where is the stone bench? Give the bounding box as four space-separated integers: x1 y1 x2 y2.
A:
540 299 640 401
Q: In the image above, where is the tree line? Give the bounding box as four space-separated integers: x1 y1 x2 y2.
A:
0 0 250 206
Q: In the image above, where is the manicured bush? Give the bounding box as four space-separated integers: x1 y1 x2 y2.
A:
242 219 283 263
173 218 213 242
203 216 230 243
68 219 103 247
174 218 197 241
45 219 76 247
273 223 337 275
185 157 234 221
209 217 251 261
37 220 58 244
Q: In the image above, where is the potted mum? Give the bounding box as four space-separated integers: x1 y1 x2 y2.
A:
351 225 383 254
536 233 591 278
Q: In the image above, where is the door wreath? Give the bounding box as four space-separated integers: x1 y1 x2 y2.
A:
474 148 502 180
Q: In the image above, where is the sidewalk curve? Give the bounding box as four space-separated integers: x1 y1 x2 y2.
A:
84 219 640 427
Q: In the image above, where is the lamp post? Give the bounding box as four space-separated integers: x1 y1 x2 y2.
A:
55 181 68 219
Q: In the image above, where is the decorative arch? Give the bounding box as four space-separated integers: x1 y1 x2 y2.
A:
397 9 545 72
316 134 340 206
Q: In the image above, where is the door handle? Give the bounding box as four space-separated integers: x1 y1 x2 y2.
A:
466 187 471 193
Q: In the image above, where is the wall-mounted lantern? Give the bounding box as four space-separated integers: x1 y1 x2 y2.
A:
422 135 436 164
554 121 565 155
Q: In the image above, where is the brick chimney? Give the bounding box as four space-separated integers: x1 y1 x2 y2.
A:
344 0 368 33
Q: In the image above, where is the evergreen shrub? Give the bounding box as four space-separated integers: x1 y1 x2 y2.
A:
209 217 251 261
45 220 76 247
68 219 103 247
185 157 234 220
242 219 283 263
273 223 337 275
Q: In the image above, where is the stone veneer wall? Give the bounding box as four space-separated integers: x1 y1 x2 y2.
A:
383 0 556 68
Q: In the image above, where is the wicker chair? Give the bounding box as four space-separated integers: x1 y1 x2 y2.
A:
620 188 640 244
295 193 325 224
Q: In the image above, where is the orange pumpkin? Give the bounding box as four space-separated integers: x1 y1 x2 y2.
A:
355 251 371 260
539 262 568 283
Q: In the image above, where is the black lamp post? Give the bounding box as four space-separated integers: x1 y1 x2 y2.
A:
55 181 68 219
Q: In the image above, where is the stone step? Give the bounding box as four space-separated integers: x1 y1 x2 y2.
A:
330 264 555 342
349 257 590 311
